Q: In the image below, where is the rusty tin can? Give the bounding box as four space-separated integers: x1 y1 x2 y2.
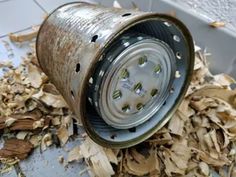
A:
36 2 194 148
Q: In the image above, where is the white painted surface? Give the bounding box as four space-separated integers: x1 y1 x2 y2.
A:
174 0 236 32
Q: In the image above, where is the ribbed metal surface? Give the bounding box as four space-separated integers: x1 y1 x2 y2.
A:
36 2 194 148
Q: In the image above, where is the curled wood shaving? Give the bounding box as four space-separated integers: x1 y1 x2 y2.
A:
9 27 39 43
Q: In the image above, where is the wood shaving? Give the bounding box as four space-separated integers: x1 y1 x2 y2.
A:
80 138 115 177
209 21 226 28
0 61 13 68
199 161 210 176
0 139 33 160
5 117 17 127
16 131 29 140
41 133 53 151
26 63 43 88
29 135 42 148
124 148 160 176
9 27 39 43
57 126 69 146
67 146 82 163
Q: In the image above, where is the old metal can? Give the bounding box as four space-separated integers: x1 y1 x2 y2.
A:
36 2 194 148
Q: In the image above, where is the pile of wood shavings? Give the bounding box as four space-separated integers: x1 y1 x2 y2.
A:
1 42 236 177
0 44 76 174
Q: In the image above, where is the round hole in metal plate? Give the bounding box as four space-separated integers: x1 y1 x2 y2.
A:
91 35 98 42
75 63 80 72
122 13 131 17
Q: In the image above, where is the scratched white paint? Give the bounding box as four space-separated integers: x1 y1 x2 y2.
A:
174 0 236 32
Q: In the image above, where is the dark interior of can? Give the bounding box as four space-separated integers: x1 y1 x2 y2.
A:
84 17 192 148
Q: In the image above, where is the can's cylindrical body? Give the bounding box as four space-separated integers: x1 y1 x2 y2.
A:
36 2 194 148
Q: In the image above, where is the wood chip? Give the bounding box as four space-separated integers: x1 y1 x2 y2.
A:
57 126 69 146
9 28 38 43
124 148 160 176
168 112 184 136
0 139 33 160
5 117 17 127
80 138 114 177
199 161 209 176
16 131 29 140
104 148 118 165
26 63 43 88
191 86 236 109
209 21 226 28
67 146 82 162
41 133 53 151
0 112 43 131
